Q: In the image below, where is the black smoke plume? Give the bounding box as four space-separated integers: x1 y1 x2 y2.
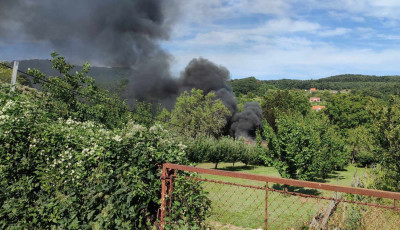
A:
0 0 262 138
230 102 263 139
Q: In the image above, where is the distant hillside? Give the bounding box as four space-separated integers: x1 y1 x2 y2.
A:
230 74 400 100
264 74 400 90
18 59 131 91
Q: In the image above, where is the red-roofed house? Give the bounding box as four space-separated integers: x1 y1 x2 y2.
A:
310 97 320 102
312 106 326 111
310 88 316 92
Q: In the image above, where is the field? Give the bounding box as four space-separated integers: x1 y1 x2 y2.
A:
192 163 369 229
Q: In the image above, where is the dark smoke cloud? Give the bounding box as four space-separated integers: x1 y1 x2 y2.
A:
0 0 176 67
0 0 262 138
230 102 263 139
179 58 238 115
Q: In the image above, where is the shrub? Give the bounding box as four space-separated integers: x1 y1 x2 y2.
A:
0 87 208 229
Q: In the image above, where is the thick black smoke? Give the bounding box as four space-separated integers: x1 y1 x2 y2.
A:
230 102 263 139
179 58 238 115
0 0 262 138
0 0 179 107
0 0 176 67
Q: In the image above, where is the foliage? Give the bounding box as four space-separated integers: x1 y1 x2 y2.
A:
346 126 377 166
260 74 400 99
184 136 262 168
0 61 30 86
26 52 130 128
261 90 310 131
168 88 231 138
0 62 12 84
325 94 374 131
131 101 162 128
229 77 261 96
264 113 348 180
0 81 210 229
371 96 400 192
166 175 211 229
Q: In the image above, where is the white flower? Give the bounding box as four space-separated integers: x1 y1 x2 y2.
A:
113 135 123 142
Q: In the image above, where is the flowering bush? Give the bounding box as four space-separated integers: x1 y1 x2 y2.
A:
0 87 202 229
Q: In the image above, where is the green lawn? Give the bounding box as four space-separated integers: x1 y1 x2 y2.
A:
190 162 370 229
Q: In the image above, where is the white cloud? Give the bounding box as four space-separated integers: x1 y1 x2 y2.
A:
303 0 400 21
318 28 351 37
166 0 400 79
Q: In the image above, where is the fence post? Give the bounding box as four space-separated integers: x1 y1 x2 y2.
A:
160 164 175 230
10 61 19 93
265 181 268 230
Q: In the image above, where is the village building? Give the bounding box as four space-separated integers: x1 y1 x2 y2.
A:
312 105 326 111
310 97 320 102
310 88 316 93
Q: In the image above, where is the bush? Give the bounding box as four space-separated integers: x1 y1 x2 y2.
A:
264 113 348 180
0 87 208 229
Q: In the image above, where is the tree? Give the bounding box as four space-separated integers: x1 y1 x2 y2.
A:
324 94 374 131
27 52 130 128
264 113 320 180
261 90 310 132
264 113 348 180
168 88 231 138
347 126 377 166
372 96 400 192
229 77 260 95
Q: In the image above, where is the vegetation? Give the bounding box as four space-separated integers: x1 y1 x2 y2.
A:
2 52 400 228
166 88 231 138
0 55 210 229
264 113 348 180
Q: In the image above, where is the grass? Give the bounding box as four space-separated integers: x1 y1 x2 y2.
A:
191 162 370 229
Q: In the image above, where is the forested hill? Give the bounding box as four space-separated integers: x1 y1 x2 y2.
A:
264 74 400 90
230 75 400 99
18 59 130 91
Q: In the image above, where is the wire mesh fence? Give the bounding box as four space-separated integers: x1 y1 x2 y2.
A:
158 163 400 230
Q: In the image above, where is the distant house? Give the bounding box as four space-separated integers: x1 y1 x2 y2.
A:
310 97 320 102
310 88 316 93
312 105 326 111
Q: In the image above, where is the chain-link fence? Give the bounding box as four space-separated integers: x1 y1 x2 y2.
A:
158 163 400 229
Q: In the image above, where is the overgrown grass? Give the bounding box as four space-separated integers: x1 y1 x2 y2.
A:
194 162 369 229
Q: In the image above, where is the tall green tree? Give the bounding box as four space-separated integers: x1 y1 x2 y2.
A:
325 94 374 131
168 88 231 138
347 126 377 166
372 96 400 192
27 52 130 128
261 90 310 131
264 113 348 180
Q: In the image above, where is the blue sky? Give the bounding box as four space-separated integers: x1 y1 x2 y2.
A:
2 0 400 80
162 0 400 79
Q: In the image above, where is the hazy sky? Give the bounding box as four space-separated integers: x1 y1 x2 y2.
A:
163 0 400 79
2 0 400 80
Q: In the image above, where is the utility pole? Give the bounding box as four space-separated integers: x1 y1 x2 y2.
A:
10 61 19 93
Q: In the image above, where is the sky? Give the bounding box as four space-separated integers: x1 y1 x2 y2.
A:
163 0 400 79
2 0 400 80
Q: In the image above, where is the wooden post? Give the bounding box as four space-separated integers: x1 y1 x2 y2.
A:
265 181 268 230
10 61 19 92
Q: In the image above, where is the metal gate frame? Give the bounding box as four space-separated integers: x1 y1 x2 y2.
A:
159 163 400 229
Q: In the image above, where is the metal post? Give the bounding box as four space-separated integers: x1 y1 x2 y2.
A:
265 181 268 230
160 165 168 230
10 61 19 92
160 165 175 230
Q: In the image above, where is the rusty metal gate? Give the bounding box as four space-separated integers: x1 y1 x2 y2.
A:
158 163 400 229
